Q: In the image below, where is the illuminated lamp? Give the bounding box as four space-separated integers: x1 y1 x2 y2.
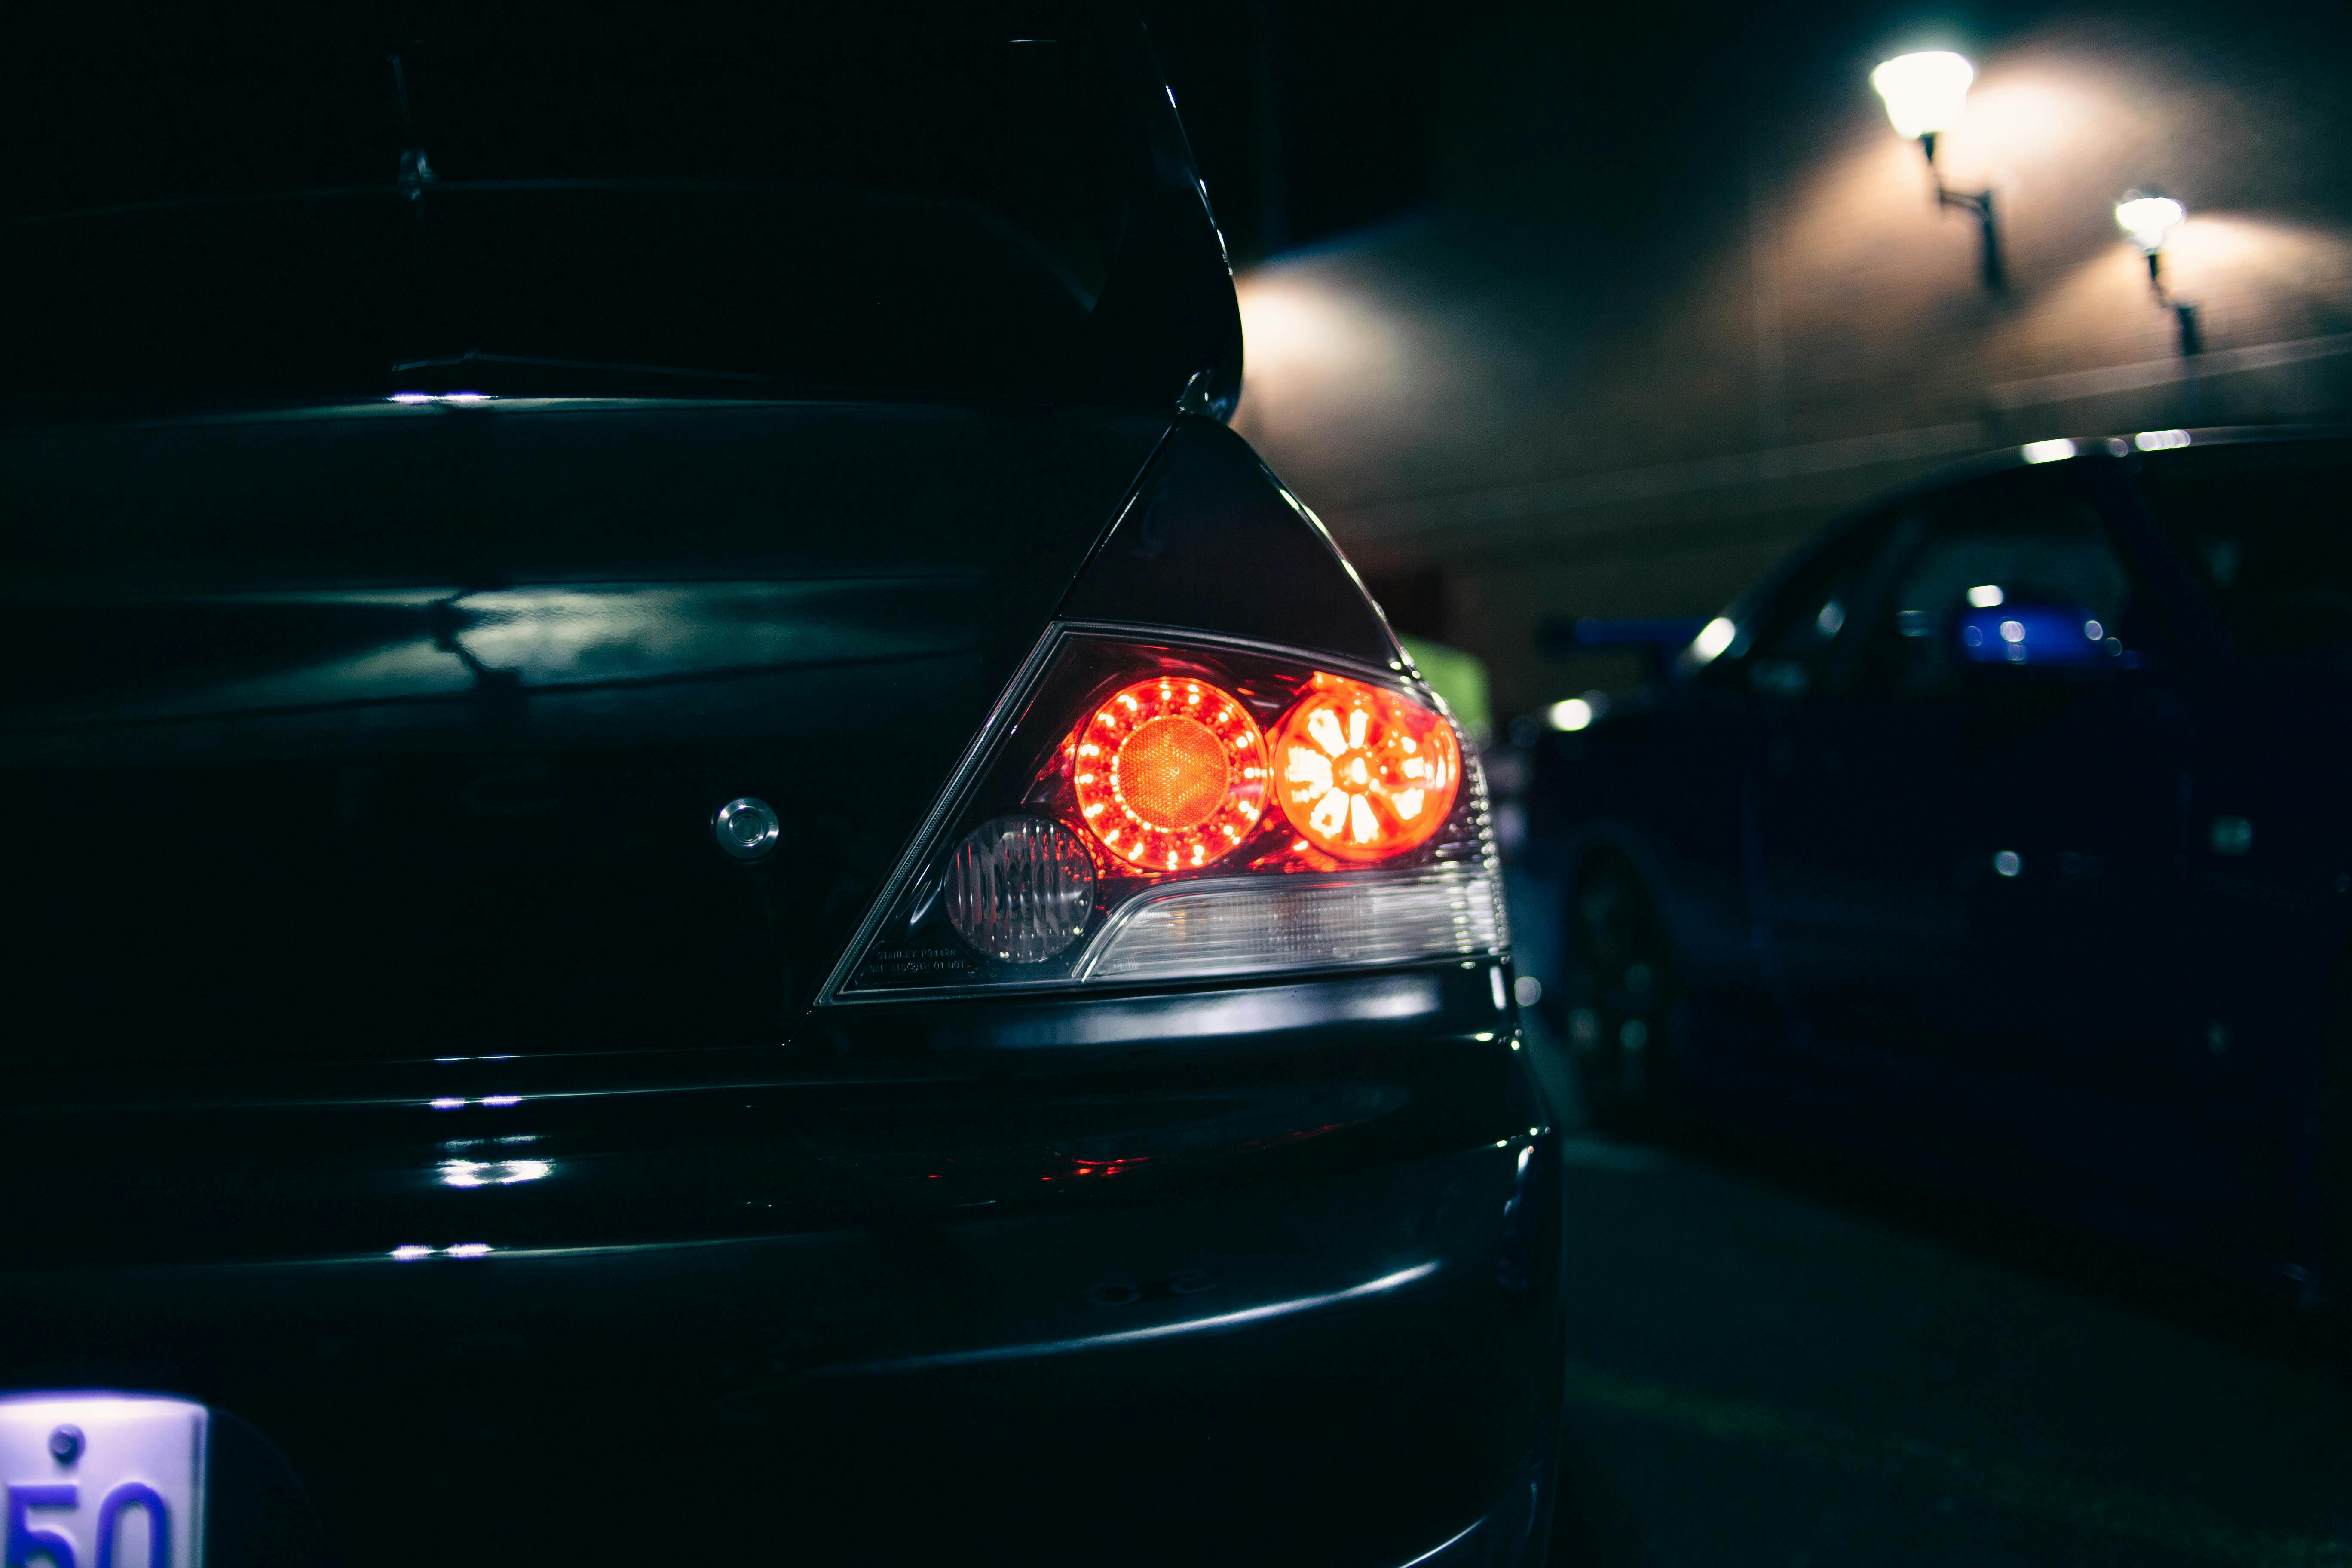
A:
1072 676 1269 873
1870 50 1973 142
1269 674 1461 861
2115 191 2185 255
1870 49 2001 290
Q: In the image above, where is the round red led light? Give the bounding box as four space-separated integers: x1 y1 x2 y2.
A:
1071 676 1268 873
1269 674 1461 861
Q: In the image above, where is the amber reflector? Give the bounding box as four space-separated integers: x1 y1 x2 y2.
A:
1072 676 1268 873
1269 674 1461 861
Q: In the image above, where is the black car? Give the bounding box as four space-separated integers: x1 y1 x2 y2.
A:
1529 426 2352 1299
0 8 1559 1566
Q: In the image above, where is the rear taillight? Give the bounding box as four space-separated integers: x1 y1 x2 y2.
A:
819 628 1507 999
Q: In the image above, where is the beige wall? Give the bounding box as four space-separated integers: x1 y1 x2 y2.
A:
1230 7 2352 718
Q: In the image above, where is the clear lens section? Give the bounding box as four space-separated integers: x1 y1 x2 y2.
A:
1082 865 1507 983
946 816 1096 962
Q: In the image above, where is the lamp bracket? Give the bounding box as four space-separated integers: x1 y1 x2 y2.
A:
1936 185 1991 220
1937 184 2002 291
1913 135 2001 288
2144 252 2202 355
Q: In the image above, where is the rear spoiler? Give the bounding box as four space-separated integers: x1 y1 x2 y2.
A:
1536 616 1708 678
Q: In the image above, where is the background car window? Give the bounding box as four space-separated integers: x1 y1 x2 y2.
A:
1848 466 2145 701
2133 438 2352 659
1720 514 1893 701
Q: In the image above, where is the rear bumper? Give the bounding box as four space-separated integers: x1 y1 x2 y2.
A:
3 967 1562 1567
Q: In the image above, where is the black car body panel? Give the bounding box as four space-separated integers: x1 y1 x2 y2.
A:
1 393 1564 1561
6 960 1557 1565
1061 418 1399 667
3 4 1243 424
0 400 1169 1065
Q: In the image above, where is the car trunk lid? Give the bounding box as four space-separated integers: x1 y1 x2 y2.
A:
0 399 1166 1068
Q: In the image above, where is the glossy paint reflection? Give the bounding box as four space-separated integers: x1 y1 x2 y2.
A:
827 1260 1443 1375
438 1158 551 1188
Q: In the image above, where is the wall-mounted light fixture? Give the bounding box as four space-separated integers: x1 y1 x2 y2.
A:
2115 189 2200 355
1871 51 2002 290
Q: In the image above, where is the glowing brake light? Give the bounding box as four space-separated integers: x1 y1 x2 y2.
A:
1269 674 1460 861
1071 677 1267 871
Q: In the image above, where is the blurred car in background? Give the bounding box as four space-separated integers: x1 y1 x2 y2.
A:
1526 426 2352 1299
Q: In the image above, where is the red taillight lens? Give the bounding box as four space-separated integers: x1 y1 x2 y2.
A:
1072 676 1268 872
825 630 1507 998
1268 673 1460 861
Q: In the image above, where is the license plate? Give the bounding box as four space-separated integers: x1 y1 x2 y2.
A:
1 1394 205 1568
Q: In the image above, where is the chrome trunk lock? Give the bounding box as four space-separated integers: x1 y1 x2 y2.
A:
712 797 782 862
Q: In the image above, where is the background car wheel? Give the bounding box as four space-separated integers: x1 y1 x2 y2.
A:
1563 851 1679 1139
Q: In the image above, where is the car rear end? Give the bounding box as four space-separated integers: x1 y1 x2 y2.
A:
0 6 1562 1564
0 404 1560 1568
